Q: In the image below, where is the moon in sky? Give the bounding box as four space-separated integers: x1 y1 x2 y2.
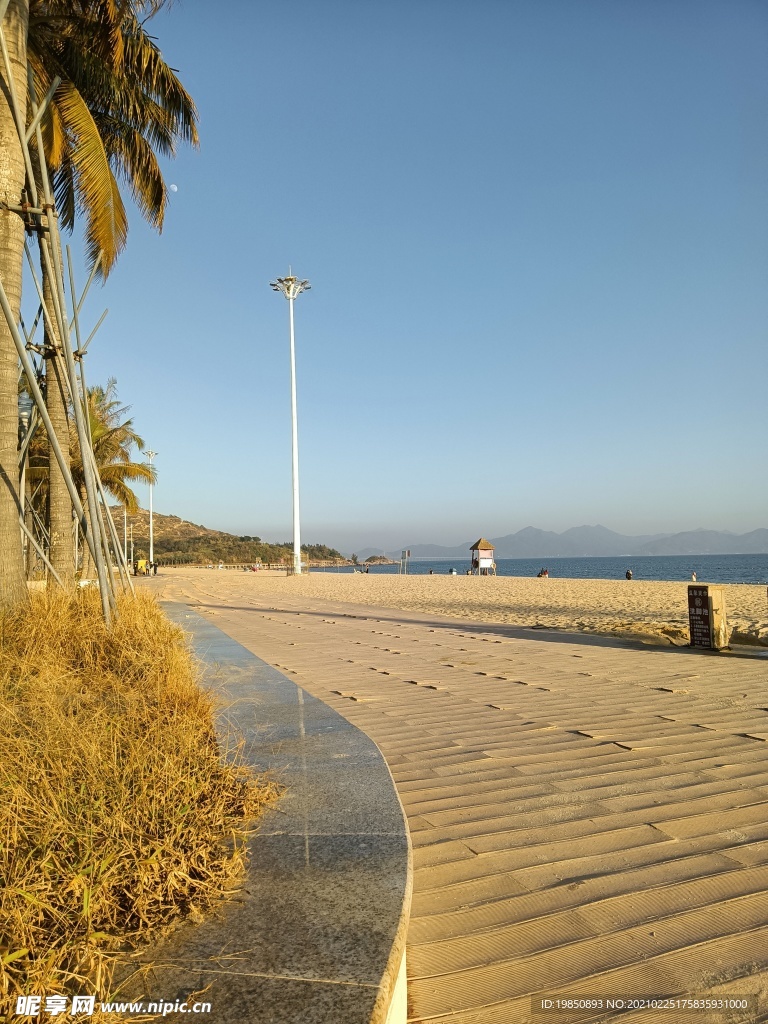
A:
169 184 178 192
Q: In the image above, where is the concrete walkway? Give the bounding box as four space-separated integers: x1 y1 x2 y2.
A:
150 574 768 1023
115 604 410 1024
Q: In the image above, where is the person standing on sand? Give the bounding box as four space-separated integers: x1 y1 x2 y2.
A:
626 569 633 580
691 571 697 581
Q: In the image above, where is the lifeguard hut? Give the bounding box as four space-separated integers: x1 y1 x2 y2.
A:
470 538 496 576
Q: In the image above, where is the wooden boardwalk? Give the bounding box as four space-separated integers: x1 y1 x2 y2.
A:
157 577 768 1023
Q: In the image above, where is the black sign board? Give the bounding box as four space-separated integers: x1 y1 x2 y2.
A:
688 585 712 648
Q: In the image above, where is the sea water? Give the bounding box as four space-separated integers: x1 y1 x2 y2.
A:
322 554 768 585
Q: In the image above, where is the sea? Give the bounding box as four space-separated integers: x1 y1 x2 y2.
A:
317 554 768 585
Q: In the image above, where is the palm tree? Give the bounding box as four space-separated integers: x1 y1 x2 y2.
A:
27 1 196 586
23 376 151 557
3 2 118 601
79 379 154 509
0 2 132 598
0 0 195 602
70 378 154 576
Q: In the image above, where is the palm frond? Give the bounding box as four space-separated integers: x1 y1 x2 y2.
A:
101 119 165 229
53 80 128 274
119 22 198 148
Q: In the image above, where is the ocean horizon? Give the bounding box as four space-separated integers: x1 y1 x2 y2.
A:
318 553 768 585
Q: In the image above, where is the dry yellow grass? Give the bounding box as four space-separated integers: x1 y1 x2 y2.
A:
0 589 279 1017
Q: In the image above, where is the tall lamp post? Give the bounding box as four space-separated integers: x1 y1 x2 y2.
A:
270 271 310 575
146 450 157 565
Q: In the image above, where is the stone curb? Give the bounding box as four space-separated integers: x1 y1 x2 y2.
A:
115 603 411 1024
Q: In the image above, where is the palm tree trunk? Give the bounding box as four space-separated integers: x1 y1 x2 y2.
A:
41 243 75 585
23 466 33 573
0 0 30 609
77 485 95 580
45 349 74 582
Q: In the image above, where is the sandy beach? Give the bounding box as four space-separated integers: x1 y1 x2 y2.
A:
154 569 768 648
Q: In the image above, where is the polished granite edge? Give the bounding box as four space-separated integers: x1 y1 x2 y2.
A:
114 602 412 1024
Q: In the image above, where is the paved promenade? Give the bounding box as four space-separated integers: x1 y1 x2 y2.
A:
150 571 768 1023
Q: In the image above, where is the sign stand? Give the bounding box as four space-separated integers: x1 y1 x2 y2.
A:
688 585 729 650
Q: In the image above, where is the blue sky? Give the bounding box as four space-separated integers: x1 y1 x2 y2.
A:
55 0 767 550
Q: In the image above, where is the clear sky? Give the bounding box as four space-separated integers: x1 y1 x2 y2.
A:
56 0 767 551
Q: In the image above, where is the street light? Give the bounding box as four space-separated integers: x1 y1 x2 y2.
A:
270 271 310 575
146 450 157 564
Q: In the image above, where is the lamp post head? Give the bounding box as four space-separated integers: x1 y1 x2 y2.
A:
146 450 157 461
270 274 311 301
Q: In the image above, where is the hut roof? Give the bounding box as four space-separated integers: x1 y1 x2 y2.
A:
470 538 495 550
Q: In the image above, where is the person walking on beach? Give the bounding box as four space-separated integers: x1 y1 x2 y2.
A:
691 571 697 582
626 569 633 580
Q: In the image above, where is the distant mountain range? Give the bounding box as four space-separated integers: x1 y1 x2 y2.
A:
355 526 768 561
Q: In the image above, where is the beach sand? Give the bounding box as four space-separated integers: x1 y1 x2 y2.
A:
153 568 768 648
145 568 768 1022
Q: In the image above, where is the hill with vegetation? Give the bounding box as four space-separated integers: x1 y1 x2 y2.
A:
117 508 347 565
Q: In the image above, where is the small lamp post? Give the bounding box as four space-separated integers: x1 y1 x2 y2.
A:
269 271 310 575
146 450 157 564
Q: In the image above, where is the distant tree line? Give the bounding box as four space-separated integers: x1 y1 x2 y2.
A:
133 537 346 565
282 543 346 562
